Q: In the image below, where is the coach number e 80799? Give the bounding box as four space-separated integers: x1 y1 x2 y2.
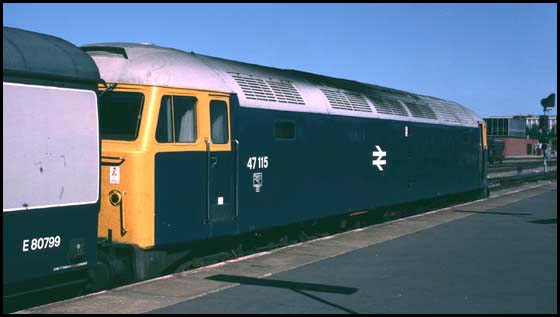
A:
22 236 62 252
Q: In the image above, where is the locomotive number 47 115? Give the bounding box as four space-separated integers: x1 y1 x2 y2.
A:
247 156 269 170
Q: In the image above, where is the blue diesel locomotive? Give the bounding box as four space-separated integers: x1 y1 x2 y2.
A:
82 42 489 283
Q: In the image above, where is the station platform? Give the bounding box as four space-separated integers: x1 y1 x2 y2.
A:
503 155 557 160
18 181 557 314
488 165 556 180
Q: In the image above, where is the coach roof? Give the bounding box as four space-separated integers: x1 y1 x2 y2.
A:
3 27 100 83
83 42 482 127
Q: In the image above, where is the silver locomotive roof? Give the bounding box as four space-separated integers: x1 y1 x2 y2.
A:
82 42 482 127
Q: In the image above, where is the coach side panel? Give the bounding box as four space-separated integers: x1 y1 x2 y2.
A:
3 82 100 287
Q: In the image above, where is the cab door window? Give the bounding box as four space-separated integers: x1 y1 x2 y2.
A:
156 96 197 143
210 100 229 144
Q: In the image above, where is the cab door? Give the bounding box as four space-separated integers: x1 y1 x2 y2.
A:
206 98 236 223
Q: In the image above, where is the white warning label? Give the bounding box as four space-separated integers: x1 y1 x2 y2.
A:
109 166 120 185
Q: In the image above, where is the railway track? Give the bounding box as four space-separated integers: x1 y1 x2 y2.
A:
488 158 556 173
488 168 557 190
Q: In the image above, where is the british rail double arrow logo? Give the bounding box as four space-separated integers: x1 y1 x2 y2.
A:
372 145 387 171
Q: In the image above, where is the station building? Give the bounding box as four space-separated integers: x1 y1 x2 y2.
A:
525 114 557 134
484 115 557 157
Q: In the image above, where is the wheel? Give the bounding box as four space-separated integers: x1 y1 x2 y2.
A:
85 255 112 293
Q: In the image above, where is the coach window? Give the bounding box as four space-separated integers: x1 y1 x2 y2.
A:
274 121 296 140
156 95 197 143
210 100 229 144
100 92 144 141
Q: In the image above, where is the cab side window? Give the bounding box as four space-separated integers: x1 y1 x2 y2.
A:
156 96 197 143
210 100 229 144
174 96 197 142
274 121 296 140
156 96 173 142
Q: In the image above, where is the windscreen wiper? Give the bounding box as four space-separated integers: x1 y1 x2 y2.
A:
99 82 118 98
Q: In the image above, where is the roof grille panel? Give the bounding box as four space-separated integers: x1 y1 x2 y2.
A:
321 89 352 111
367 95 409 116
428 100 460 123
403 102 438 120
265 80 305 105
230 73 305 105
419 96 477 125
345 92 372 112
231 74 276 102
449 103 477 124
320 88 372 112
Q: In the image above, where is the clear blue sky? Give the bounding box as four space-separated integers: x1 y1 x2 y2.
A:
3 3 557 117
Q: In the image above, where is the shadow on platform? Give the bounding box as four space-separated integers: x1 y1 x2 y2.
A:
206 274 359 314
453 209 531 217
528 218 557 225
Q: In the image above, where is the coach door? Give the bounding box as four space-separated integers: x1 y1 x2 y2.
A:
205 97 236 223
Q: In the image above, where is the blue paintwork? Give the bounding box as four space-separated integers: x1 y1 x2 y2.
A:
235 108 482 229
209 151 236 222
154 151 238 246
3 204 98 286
153 98 486 247
3 75 100 290
155 151 207 245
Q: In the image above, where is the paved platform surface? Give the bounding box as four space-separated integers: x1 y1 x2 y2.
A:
18 181 557 314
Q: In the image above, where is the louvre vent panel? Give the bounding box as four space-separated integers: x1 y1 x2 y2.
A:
231 74 305 105
231 74 276 102
321 89 352 111
345 92 372 112
403 102 438 120
419 96 478 125
265 80 305 105
429 102 460 122
450 104 478 124
368 95 409 116
320 88 372 112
